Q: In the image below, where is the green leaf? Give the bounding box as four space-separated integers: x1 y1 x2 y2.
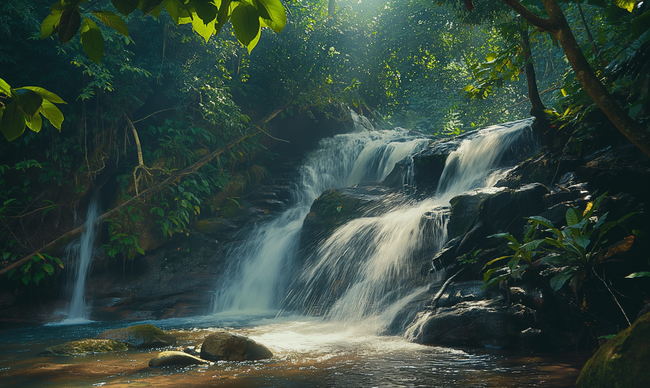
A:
41 12 62 39
191 13 216 42
215 0 232 35
39 100 64 131
231 4 260 46
58 8 82 44
1 102 27 142
245 22 261 53
566 207 580 226
139 0 164 16
194 0 218 24
256 0 286 33
0 78 12 97
18 87 66 104
163 0 190 24
42 263 55 275
91 10 129 38
15 89 43 117
26 113 43 133
574 234 591 250
550 270 574 292
626 272 650 278
111 0 139 16
80 17 105 64
22 274 31 285
613 0 638 12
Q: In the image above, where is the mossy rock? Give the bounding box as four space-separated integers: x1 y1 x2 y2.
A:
95 324 177 348
576 312 650 388
192 218 237 239
40 339 131 356
200 331 272 362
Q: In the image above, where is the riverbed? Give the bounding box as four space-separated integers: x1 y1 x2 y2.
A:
0 314 588 387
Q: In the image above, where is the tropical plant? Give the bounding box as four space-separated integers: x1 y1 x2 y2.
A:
0 77 66 141
483 193 637 293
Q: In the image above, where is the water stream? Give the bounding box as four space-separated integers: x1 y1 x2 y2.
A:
53 194 102 325
0 118 585 388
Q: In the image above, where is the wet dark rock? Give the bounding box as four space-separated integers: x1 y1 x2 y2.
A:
408 298 538 349
200 331 272 362
95 324 176 348
41 339 131 356
576 312 650 388
149 350 208 367
447 183 549 242
192 218 238 240
300 185 389 254
496 152 560 189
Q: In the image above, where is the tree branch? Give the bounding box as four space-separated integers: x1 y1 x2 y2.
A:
502 0 558 33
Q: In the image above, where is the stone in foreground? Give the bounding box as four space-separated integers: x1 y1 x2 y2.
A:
149 350 209 367
95 324 176 348
200 331 272 361
576 312 650 388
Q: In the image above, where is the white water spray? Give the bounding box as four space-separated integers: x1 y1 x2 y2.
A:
55 194 101 325
211 128 429 314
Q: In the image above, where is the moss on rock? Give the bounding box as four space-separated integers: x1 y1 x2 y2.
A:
40 339 131 356
95 324 177 348
576 312 650 388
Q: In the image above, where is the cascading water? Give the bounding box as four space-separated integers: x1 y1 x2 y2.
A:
212 117 537 337
285 118 537 332
211 127 429 314
55 194 102 324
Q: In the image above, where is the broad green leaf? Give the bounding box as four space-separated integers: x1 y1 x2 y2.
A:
194 0 218 24
521 239 545 252
111 0 139 16
486 52 497 62
256 0 286 33
573 235 591 250
0 78 12 97
245 22 261 53
41 12 62 39
191 14 216 42
33 271 45 285
626 272 650 278
149 3 163 19
26 112 43 133
614 0 638 12
0 102 27 142
80 18 105 64
58 8 81 44
566 207 579 226
214 0 232 35
139 0 165 16
42 263 55 275
18 87 66 104
527 216 562 237
231 4 260 46
39 100 64 131
488 232 519 244
15 89 43 116
631 10 650 38
163 0 190 24
91 10 129 37
550 270 574 292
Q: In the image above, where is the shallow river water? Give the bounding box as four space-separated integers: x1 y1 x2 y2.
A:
0 314 588 388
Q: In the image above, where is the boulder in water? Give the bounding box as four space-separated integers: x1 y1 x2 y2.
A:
576 312 650 388
200 331 272 361
95 324 176 348
148 350 209 367
40 339 131 356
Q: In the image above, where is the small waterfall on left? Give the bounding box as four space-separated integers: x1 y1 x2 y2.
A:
53 193 101 325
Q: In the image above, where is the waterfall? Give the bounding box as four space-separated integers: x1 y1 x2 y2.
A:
212 117 536 336
56 194 101 324
211 128 429 314
286 119 536 332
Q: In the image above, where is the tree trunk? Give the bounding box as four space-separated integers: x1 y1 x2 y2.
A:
519 23 546 118
503 0 650 158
